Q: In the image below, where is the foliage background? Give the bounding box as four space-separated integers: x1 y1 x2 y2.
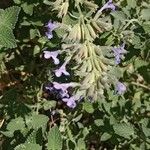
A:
0 0 150 149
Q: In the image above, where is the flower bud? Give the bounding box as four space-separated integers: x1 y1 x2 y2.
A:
86 23 97 39
58 1 69 18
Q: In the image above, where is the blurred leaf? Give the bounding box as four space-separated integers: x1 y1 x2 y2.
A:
30 29 40 39
83 102 94 113
7 117 25 132
94 119 104 126
111 11 127 21
43 100 56 110
113 123 134 139
127 0 137 8
21 3 34 16
134 58 148 69
141 9 150 21
142 22 150 33
26 114 49 130
15 143 42 150
47 126 62 150
76 138 86 150
72 114 82 122
101 133 112 141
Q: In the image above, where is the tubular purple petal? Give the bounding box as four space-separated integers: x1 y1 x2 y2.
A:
55 60 70 77
43 51 60 64
62 96 77 108
116 82 126 95
45 20 58 39
99 0 116 12
112 43 126 64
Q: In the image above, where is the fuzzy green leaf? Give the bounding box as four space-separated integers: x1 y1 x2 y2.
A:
113 123 134 139
26 114 49 130
47 126 62 150
15 143 42 150
7 117 25 132
101 133 112 141
0 6 20 48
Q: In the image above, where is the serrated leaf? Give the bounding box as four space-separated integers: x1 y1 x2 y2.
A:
7 117 25 132
15 143 42 150
47 126 62 150
0 6 20 48
113 123 134 139
26 130 37 144
26 114 49 130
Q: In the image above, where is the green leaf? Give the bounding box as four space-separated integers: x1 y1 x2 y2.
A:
101 133 112 141
94 119 104 127
113 123 134 139
7 117 25 132
47 126 63 150
83 102 94 113
26 114 49 130
141 9 150 21
111 11 127 21
127 0 137 8
0 131 14 137
142 22 150 33
0 6 20 48
76 138 86 150
21 3 34 15
15 143 42 150
72 114 82 122
42 100 56 110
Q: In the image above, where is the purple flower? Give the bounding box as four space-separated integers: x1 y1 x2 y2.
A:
112 43 126 64
62 96 76 108
99 0 116 12
45 20 58 39
55 60 70 77
43 51 60 65
53 82 77 92
115 82 126 95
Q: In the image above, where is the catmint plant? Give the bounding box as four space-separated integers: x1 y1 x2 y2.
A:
44 0 127 107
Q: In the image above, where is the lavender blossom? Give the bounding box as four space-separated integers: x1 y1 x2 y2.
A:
55 60 70 77
99 0 116 12
112 43 126 64
62 96 77 108
115 82 126 95
45 20 58 39
53 82 77 92
43 51 60 65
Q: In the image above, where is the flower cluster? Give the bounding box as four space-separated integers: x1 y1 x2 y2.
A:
43 0 127 108
43 34 80 108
